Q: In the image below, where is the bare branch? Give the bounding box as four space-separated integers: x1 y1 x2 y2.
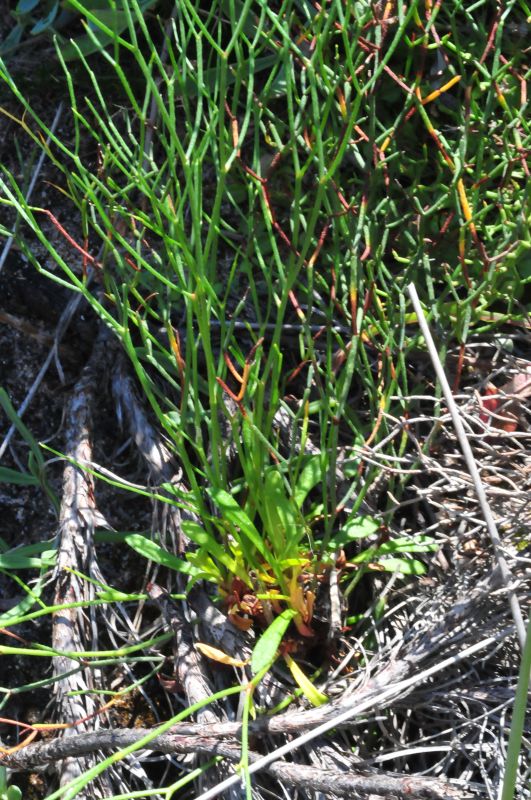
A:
0 729 470 799
408 283 526 648
51 326 115 794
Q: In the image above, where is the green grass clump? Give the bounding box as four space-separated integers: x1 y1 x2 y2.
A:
0 0 529 673
0 1 529 797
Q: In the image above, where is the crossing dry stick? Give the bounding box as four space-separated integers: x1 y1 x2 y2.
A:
192 630 509 800
407 282 526 649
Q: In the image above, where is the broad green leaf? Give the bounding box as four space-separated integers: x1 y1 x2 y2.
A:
263 469 301 555
4 541 55 557
371 536 437 555
209 488 268 561
333 515 379 547
261 470 286 553
16 0 40 13
293 456 322 508
96 588 133 601
516 243 531 281
277 557 309 570
251 609 297 675
58 29 120 60
0 541 56 570
0 467 39 486
284 654 327 706
186 548 225 583
1 778 23 800
30 1 58 34
181 520 237 574
175 55 278 98
376 557 427 575
124 533 197 576
270 65 288 98
219 0 257 39
185 570 218 593
0 577 45 627
67 0 122 7
95 530 151 543
0 23 24 56
59 0 156 60
0 551 55 569
87 9 128 31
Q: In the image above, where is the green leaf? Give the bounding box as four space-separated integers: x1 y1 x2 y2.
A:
0 389 44 469
57 28 117 61
94 530 149 543
124 533 197 576
0 389 58 511
371 536 437 555
0 466 39 486
333 515 379 547
251 609 297 675
0 581 44 627
0 23 24 56
16 0 40 13
30 1 58 34
0 550 55 569
377 557 427 575
292 456 321 508
209 487 268 562
59 0 158 60
6 784 23 800
95 589 128 601
185 548 223 583
269 65 288 97
5 541 55 557
87 8 128 31
284 653 327 706
178 55 278 98
262 468 302 556
181 520 237 573
277 557 309 570
219 0 257 39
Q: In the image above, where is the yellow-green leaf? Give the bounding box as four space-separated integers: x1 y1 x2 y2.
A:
284 654 327 707
195 643 248 667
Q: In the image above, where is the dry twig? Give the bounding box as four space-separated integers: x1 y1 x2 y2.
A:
408 283 527 648
51 326 115 795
